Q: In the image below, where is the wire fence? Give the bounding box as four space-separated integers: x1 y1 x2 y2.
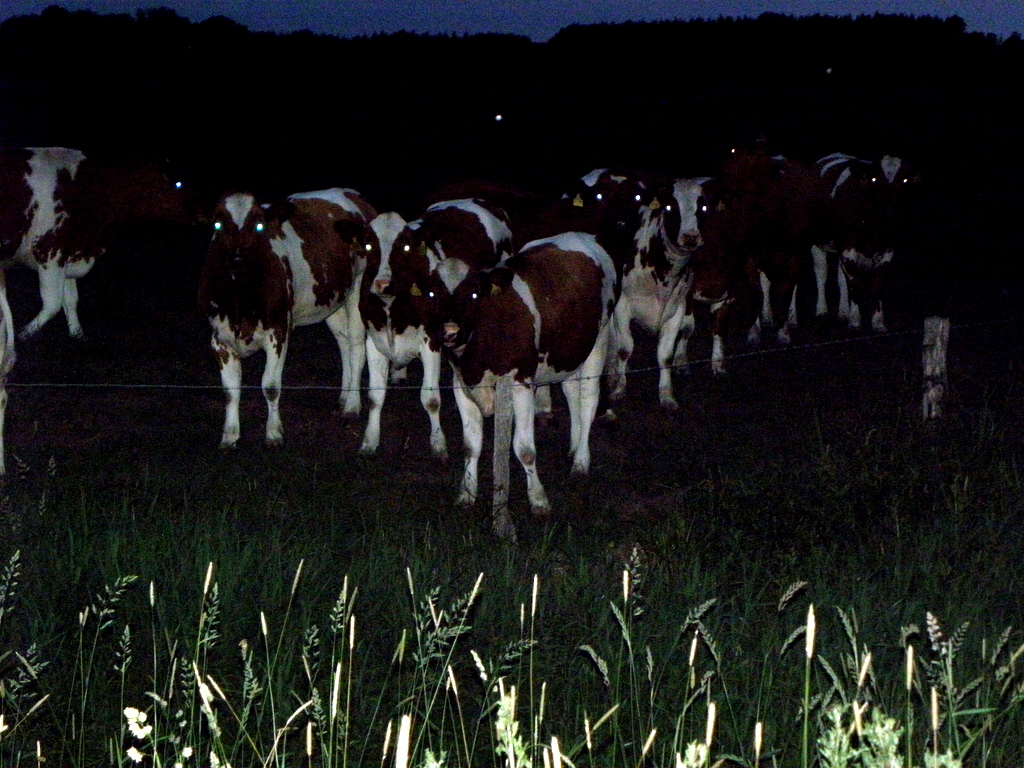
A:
2 315 1016 395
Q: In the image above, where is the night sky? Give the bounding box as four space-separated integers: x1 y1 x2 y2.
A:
1 0 1022 41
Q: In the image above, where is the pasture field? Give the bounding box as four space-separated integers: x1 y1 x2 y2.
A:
1 221 1023 766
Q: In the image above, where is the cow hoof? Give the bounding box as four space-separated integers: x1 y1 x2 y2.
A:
219 440 239 451
530 501 552 517
337 409 361 421
265 437 284 448
455 490 477 508
358 443 377 456
596 408 618 424
659 398 679 411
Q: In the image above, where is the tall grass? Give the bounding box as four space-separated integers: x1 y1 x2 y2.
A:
2 325 1024 765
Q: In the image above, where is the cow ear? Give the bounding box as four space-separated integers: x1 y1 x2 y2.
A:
335 218 366 245
266 200 296 223
489 267 514 294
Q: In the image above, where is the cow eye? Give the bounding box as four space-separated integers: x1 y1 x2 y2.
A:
471 292 479 300
403 244 411 252
427 290 436 299
364 243 373 251
213 221 222 230
175 181 183 189
634 194 642 202
596 193 603 201
255 223 264 232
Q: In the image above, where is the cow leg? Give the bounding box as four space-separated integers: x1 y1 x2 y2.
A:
837 265 852 323
608 298 633 401
261 339 288 446
62 278 84 338
419 346 447 460
811 245 829 316
772 281 797 346
564 324 607 475
326 306 365 418
0 382 7 475
759 270 774 326
746 316 762 347
710 299 729 375
870 300 887 333
452 369 483 507
213 339 243 448
359 337 389 454
510 381 549 515
535 384 552 418
20 266 67 339
671 301 696 373
656 304 685 409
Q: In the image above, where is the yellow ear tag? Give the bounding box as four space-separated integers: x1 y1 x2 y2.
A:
572 194 584 207
490 282 503 295
410 283 422 297
418 242 428 256
716 200 726 212
649 198 661 210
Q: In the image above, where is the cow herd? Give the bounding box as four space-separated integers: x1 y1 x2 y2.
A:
0 143 913 513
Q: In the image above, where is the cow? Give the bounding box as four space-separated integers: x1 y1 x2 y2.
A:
691 146 828 369
0 271 15 475
357 198 513 459
0 147 193 338
812 152 912 332
419 231 617 515
198 187 374 448
607 177 711 409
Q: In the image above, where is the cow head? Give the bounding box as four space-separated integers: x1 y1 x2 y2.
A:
419 264 514 352
660 177 713 255
563 169 654 264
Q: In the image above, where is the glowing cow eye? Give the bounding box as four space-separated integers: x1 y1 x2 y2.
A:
365 243 373 251
255 223 264 232
596 193 603 201
471 292 479 300
403 245 411 252
871 177 878 183
213 221 222 230
427 290 436 299
175 181 183 189
634 194 642 202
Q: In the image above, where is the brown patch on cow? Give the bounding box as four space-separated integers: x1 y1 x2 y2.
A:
457 244 606 388
286 196 373 308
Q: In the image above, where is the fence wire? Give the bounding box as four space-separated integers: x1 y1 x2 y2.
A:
3 315 1017 394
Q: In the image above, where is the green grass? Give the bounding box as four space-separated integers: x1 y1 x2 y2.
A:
1 322 1024 766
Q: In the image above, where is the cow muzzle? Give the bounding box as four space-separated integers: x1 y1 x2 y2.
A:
678 231 703 250
443 322 460 346
372 277 391 295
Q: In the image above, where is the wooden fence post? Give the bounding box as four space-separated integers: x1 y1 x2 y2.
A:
492 373 517 541
922 316 950 420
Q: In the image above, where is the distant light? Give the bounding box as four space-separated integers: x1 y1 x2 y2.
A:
494 114 503 121
826 67 833 74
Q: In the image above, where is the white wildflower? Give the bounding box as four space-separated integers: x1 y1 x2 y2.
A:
126 746 145 763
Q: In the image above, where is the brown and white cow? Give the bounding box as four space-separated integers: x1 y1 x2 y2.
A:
608 177 711 408
812 152 912 332
198 188 374 448
692 147 828 367
0 147 192 338
420 232 617 515
357 199 513 459
0 271 16 474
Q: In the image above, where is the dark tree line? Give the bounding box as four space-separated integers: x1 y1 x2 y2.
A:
2 5 1023 295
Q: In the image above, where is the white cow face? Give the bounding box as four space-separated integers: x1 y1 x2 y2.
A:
211 192 278 257
662 177 713 252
